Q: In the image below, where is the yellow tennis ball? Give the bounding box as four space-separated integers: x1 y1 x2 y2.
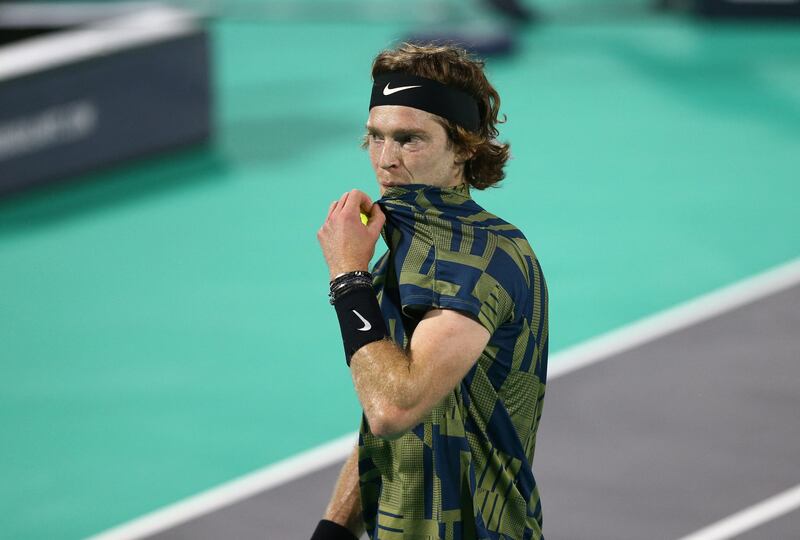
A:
360 212 369 226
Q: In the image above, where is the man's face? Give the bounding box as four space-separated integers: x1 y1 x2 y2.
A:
366 105 464 196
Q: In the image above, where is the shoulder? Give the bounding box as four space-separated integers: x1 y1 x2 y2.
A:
466 207 536 286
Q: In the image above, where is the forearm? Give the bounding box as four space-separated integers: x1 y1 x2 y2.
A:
350 339 423 438
323 444 364 538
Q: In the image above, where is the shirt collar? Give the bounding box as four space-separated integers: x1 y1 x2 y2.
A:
380 182 471 201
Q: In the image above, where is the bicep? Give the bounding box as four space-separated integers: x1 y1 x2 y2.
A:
402 308 491 423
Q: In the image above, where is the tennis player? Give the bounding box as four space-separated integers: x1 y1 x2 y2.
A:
315 43 549 540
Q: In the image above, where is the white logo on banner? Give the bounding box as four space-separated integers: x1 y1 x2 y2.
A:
0 101 98 161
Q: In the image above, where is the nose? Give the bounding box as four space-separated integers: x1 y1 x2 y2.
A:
378 140 400 170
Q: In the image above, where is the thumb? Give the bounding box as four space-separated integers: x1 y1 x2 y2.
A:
367 203 386 235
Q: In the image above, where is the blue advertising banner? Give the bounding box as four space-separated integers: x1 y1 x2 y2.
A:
0 4 211 196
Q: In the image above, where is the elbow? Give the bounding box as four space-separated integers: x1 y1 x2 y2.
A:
366 405 415 441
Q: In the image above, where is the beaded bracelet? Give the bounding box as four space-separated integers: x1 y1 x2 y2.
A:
329 270 371 287
329 271 373 305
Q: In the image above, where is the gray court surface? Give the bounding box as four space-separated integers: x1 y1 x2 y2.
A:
144 285 800 540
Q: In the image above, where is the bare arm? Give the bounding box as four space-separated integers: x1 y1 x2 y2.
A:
320 311 489 539
322 444 364 538
350 308 491 439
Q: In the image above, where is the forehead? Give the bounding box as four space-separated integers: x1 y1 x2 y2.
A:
366 105 443 133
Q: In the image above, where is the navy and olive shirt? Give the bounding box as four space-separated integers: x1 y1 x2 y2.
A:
358 182 549 540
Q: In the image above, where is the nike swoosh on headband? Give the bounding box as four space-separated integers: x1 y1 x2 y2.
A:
352 309 372 332
383 83 422 96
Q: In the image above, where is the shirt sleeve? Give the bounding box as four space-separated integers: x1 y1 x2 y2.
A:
395 221 515 336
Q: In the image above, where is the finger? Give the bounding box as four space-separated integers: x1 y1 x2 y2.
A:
343 189 372 212
355 190 373 212
332 192 349 216
342 189 365 216
326 200 337 220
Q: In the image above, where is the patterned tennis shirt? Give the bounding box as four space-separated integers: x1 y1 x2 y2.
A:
358 182 549 540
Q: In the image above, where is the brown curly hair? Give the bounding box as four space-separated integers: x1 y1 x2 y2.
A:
369 42 510 190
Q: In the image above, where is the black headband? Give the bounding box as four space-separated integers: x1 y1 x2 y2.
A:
369 73 481 132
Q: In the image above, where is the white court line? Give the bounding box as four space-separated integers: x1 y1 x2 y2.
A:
87 432 359 540
87 257 800 540
549 256 800 378
676 483 800 540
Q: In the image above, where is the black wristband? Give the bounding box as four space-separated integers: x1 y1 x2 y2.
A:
311 519 359 540
333 285 389 366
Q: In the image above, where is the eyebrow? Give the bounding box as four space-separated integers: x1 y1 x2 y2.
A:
365 125 428 138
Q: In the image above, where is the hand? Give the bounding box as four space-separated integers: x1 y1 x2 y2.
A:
317 189 386 281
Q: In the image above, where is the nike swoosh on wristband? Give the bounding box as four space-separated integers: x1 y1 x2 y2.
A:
352 310 372 332
383 83 422 96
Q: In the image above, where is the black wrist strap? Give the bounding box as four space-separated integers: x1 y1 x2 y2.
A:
333 286 389 366
311 519 359 540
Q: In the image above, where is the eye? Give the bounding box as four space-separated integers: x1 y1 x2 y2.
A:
367 132 384 143
398 135 420 145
